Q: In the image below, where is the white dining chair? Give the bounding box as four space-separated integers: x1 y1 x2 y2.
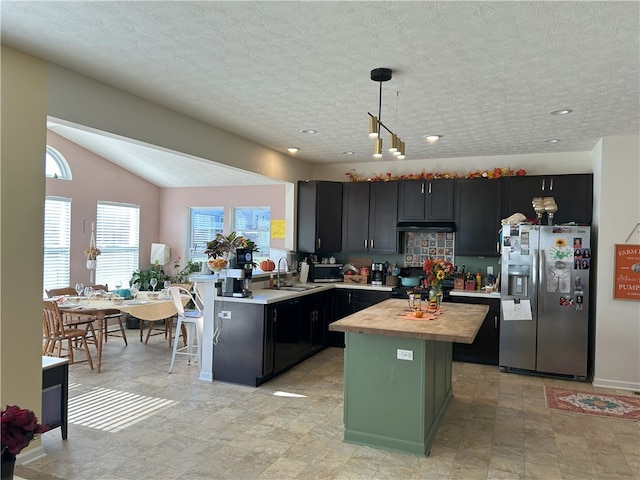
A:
168 286 203 373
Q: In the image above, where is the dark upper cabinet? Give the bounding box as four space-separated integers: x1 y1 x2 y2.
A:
455 178 502 256
342 181 398 253
502 174 593 224
297 181 343 253
398 179 455 222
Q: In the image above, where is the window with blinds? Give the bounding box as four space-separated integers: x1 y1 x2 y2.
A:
233 207 270 264
189 207 224 261
95 201 140 289
43 196 71 293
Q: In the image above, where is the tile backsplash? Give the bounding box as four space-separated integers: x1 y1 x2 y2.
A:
403 231 455 267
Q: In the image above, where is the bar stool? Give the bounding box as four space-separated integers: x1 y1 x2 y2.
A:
168 286 203 373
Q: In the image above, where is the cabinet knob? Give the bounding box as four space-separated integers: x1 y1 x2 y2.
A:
421 182 425 194
494 315 498 329
364 239 368 249
428 182 432 194
549 178 554 191
541 178 545 191
370 239 374 249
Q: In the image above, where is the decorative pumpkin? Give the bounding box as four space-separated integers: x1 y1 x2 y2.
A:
260 259 276 272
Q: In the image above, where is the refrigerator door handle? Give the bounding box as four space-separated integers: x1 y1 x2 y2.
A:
538 249 545 313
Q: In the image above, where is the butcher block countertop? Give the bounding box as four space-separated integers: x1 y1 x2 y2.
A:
329 299 488 344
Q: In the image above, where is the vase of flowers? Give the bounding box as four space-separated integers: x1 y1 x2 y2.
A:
423 258 453 309
1 405 47 480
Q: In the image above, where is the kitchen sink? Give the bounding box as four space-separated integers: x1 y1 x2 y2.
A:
267 284 322 292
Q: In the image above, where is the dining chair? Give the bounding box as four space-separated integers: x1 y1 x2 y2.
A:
168 286 203 373
42 300 94 370
45 287 77 297
86 284 128 346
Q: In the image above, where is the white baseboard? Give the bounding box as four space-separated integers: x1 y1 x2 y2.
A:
592 376 640 393
15 445 46 466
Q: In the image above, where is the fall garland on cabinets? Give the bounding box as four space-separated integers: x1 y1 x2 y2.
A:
345 167 527 182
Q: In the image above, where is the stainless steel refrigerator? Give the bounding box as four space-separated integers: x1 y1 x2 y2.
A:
499 224 591 379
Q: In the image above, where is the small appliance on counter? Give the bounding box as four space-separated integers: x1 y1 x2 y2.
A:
371 263 385 285
309 263 343 283
222 268 247 297
222 248 253 297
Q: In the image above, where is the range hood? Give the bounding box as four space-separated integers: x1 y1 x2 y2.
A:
396 221 456 232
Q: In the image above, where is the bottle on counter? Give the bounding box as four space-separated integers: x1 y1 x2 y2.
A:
476 270 482 290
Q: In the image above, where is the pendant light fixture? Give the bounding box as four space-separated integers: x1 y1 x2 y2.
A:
368 68 406 159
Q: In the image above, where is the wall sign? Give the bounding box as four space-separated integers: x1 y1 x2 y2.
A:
614 244 640 300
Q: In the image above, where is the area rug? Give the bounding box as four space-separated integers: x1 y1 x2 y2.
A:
545 386 640 421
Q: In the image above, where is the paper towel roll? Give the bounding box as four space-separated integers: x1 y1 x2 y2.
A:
299 262 310 283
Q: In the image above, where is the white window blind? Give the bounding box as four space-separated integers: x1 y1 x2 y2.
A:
95 201 140 289
189 207 224 261
233 207 270 263
43 196 71 293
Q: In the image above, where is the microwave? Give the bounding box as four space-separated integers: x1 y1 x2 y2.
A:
310 264 343 283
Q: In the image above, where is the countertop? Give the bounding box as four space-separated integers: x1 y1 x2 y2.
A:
190 275 393 304
450 289 501 299
329 299 488 344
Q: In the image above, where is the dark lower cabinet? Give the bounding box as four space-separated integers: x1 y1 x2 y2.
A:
42 357 69 440
213 302 270 386
270 298 302 374
300 291 327 355
450 296 500 365
330 289 392 347
213 292 328 386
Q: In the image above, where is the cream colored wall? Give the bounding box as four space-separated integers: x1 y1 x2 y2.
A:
1 46 47 459
592 135 640 391
46 64 313 185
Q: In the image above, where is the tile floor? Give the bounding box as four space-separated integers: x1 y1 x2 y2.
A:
27 332 639 480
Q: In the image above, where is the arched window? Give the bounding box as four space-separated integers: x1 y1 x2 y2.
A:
45 145 72 179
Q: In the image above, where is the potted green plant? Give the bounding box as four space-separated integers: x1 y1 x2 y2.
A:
172 257 202 283
129 261 170 291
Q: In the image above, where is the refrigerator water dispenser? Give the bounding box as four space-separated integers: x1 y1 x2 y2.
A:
507 265 530 297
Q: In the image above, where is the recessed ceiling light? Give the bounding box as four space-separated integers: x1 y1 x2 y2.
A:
423 135 442 144
550 109 573 115
287 147 299 153
301 129 317 134
342 151 355 155
545 139 561 143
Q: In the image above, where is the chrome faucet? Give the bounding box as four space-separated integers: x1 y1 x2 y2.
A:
276 257 290 288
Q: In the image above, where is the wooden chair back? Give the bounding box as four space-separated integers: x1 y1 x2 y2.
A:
42 300 65 337
46 287 76 298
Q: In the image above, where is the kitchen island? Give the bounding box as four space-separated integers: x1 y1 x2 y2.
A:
329 299 488 456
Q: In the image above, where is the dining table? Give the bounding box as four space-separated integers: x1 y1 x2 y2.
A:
58 292 184 372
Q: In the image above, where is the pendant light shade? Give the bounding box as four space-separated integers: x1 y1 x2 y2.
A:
389 133 398 153
368 115 379 138
373 137 383 158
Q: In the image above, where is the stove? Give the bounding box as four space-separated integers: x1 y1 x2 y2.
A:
391 278 454 301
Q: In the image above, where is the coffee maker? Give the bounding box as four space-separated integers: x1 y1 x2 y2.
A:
221 248 253 297
371 263 385 286
222 268 246 297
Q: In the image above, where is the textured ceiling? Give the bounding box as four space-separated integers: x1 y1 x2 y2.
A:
3 1 639 187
